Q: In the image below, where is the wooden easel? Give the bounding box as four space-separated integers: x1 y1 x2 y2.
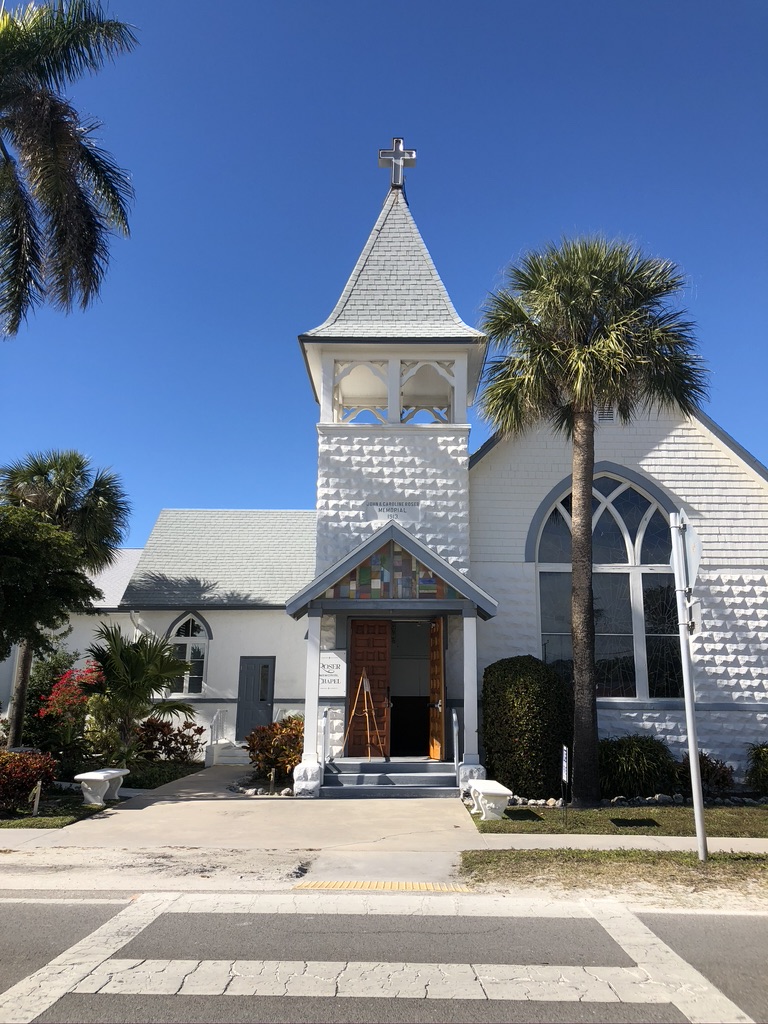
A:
342 668 385 761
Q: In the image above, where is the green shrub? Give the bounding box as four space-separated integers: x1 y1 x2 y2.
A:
126 760 205 789
244 715 304 780
598 734 678 798
745 743 768 795
481 656 572 798
23 646 79 752
134 719 206 763
0 751 57 811
677 751 734 797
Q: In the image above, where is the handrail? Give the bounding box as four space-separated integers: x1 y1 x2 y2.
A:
452 708 460 787
320 709 330 775
210 709 227 745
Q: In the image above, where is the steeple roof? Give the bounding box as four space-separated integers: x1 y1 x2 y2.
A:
302 188 484 341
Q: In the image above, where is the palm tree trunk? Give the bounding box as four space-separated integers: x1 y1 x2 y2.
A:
570 408 600 805
6 642 33 748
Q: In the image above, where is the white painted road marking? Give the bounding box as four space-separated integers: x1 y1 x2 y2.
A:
0 891 755 1024
0 892 181 1024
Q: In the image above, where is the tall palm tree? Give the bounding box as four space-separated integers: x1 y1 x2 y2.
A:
479 238 708 804
0 0 137 336
0 448 130 746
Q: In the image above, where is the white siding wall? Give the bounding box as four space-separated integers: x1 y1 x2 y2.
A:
469 411 768 774
316 424 471 572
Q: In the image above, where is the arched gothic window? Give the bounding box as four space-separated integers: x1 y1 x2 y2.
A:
537 475 682 699
168 614 209 694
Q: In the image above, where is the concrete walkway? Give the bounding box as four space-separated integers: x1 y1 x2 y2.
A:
3 765 767 858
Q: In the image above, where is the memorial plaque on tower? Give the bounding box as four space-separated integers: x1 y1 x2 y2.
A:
364 499 422 523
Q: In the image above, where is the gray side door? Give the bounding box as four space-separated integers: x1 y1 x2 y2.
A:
236 657 275 739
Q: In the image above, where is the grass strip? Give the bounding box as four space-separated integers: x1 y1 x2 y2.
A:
0 796 103 829
473 805 768 837
461 848 768 892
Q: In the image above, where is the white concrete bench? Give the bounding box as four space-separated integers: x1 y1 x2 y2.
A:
74 769 130 807
467 779 512 821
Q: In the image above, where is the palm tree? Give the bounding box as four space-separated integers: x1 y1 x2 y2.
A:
0 0 137 336
86 624 195 765
0 448 130 746
479 237 708 805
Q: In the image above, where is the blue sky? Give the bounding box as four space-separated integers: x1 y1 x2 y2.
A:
1 0 766 547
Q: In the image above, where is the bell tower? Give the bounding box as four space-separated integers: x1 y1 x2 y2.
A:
299 139 487 575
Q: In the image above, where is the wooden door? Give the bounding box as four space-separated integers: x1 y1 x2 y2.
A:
428 617 445 760
347 621 390 758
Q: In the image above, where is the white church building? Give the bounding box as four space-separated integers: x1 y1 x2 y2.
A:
3 139 768 795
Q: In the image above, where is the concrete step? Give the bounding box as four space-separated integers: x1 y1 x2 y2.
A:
320 785 459 799
324 772 456 788
325 759 452 775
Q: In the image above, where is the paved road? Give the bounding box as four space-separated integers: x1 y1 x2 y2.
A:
0 891 764 1024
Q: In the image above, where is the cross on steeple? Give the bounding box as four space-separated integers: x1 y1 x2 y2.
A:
378 137 416 188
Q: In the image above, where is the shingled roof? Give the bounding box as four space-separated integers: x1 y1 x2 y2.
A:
302 188 484 341
120 510 316 609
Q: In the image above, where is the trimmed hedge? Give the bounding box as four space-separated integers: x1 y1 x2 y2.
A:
482 656 572 799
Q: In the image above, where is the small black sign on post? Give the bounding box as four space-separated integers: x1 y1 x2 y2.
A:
561 745 569 830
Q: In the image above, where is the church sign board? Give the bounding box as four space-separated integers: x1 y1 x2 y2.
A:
319 650 347 697
364 500 422 523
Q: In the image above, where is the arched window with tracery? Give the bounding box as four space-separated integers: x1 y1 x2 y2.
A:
537 474 682 699
167 613 210 694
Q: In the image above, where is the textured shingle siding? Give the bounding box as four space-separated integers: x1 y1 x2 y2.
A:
469 411 768 772
469 412 768 567
122 510 317 607
316 425 471 573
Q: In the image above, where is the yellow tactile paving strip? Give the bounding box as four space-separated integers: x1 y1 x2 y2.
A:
293 880 470 892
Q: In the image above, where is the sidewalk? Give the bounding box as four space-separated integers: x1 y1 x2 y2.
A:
3 765 767 857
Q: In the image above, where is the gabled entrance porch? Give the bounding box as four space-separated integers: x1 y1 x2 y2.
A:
286 523 498 798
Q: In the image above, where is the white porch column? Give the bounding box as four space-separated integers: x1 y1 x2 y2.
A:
293 609 323 797
459 607 485 791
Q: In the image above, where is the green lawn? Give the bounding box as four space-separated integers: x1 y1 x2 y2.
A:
0 795 104 829
460 848 768 892
471 804 768 838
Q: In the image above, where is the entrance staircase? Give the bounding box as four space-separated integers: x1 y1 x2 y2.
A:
321 757 458 799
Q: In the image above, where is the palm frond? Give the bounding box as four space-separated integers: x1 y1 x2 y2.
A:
0 148 44 333
11 1 137 93
479 236 709 438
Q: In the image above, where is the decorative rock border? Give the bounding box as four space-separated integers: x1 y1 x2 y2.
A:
227 775 293 797
504 793 768 808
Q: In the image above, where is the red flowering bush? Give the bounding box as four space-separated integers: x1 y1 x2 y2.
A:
0 751 57 811
38 662 102 727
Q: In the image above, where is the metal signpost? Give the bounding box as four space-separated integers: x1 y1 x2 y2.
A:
561 745 569 830
669 511 708 862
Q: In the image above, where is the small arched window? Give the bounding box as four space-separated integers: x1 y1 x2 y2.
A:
537 475 682 700
169 614 209 694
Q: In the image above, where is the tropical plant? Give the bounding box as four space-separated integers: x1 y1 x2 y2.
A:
0 0 137 336
37 660 101 775
677 751 734 798
598 734 679 798
244 715 304 781
480 238 708 804
21 640 78 750
746 743 768 796
0 449 129 747
85 624 195 766
134 718 206 763
0 505 99 661
482 655 572 799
